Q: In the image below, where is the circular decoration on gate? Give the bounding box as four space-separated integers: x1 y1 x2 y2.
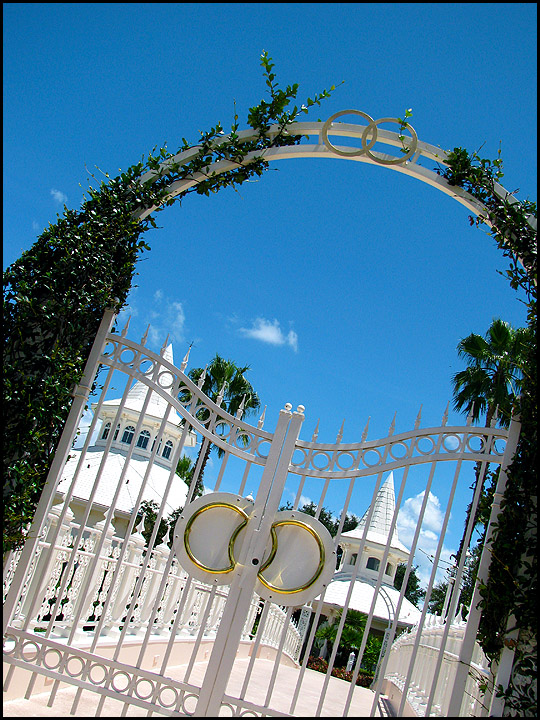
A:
173 494 336 606
255 510 336 607
173 492 254 586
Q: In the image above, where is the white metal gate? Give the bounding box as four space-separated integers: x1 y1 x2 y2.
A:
3 310 519 717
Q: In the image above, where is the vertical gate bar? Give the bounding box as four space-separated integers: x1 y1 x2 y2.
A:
237 461 252 496
343 451 417 716
263 605 295 707
423 429 499 718
235 599 271 713
447 415 521 717
70 407 195 716
42 349 134 641
193 405 303 717
315 455 395 715
289 474 358 713
396 453 467 717
3 306 116 636
49 348 159 709
422 433 497 718
69 350 181 715
369 430 447 716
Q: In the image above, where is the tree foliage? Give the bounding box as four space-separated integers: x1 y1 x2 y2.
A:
439 148 536 713
182 354 261 497
393 563 426 608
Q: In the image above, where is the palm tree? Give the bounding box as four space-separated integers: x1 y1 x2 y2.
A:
452 318 531 428
315 609 367 663
185 354 260 497
451 318 532 566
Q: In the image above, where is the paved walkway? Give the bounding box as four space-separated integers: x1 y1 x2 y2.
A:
4 657 391 717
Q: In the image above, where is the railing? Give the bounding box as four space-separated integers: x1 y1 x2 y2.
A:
384 611 491 717
3 504 302 664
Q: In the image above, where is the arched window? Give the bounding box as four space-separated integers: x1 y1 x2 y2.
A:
366 557 380 572
136 430 151 449
151 436 162 453
101 422 111 440
113 423 121 440
121 425 135 444
385 562 393 576
162 440 173 460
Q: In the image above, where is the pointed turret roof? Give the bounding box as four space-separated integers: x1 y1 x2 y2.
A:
341 472 409 555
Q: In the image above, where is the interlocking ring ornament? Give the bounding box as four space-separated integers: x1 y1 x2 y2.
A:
173 492 336 606
321 109 418 165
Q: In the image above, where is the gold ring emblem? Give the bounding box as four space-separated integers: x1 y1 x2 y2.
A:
173 492 336 606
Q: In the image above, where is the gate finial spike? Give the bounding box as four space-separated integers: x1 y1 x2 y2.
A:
414 405 423 430
160 334 170 356
257 405 267 429
361 416 370 442
120 315 131 337
336 419 345 443
389 411 396 436
181 343 192 372
466 403 475 426
197 366 208 389
217 381 228 407
490 405 499 427
312 419 320 442
141 324 150 346
442 402 449 426
236 394 246 418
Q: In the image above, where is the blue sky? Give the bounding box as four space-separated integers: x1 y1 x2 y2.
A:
3 3 536 586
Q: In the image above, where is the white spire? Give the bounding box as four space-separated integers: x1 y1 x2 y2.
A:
341 472 410 555
357 472 397 539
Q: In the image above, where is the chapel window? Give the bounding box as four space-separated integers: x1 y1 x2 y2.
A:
136 430 151 449
121 425 135 444
366 557 380 572
101 422 111 440
162 440 173 460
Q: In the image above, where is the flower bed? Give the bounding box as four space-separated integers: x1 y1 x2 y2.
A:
306 656 374 688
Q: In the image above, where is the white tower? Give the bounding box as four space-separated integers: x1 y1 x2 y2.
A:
338 472 410 585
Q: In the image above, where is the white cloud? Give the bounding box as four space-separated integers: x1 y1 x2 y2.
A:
50 188 68 204
147 290 186 346
238 318 298 352
397 490 456 587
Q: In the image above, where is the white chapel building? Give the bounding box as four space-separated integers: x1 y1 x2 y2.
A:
55 344 197 536
321 472 422 633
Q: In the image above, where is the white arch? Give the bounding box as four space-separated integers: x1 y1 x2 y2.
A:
136 112 536 245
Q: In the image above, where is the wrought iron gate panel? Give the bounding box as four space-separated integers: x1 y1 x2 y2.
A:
3 324 515 717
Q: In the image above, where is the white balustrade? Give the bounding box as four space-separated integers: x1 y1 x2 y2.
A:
3 513 302 663
384 612 490 717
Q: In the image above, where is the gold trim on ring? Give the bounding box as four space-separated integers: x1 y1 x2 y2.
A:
183 502 249 574
257 519 326 595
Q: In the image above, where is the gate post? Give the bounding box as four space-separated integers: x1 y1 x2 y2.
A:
193 404 305 717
